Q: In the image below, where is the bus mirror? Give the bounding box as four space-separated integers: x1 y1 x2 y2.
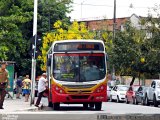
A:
105 53 108 61
47 58 51 66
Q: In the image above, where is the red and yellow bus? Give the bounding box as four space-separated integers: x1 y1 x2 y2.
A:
46 40 107 110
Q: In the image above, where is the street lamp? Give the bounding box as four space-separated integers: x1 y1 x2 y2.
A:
30 0 38 106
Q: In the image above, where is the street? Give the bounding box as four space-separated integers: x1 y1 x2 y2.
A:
1 97 160 120
38 99 160 114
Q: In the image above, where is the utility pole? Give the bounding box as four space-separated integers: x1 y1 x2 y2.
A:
30 0 38 106
112 0 116 81
113 0 116 40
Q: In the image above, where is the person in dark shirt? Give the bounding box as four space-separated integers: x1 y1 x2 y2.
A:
16 76 23 99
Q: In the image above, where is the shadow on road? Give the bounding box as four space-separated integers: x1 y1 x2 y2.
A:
42 106 103 111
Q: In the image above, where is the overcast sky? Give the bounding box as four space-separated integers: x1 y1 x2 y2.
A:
68 0 160 21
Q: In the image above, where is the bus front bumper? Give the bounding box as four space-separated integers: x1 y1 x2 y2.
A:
52 92 106 103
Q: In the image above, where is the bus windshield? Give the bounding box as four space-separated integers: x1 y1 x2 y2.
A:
53 53 106 82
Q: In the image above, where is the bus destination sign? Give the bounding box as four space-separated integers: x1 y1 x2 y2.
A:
54 42 104 52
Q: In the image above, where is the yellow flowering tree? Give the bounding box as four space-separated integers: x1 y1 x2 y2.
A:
39 20 95 71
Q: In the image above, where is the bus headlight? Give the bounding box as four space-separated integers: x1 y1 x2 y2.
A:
54 85 65 94
95 85 105 93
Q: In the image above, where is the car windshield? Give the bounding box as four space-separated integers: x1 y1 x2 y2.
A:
118 86 128 91
53 53 106 82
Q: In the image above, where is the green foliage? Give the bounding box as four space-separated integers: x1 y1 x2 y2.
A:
0 0 72 76
39 20 95 71
38 0 72 33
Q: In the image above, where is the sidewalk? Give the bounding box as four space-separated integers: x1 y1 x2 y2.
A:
0 96 38 112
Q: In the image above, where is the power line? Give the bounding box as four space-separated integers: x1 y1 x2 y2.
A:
73 2 152 9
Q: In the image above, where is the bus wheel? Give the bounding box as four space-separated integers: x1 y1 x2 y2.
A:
95 102 102 111
53 103 60 110
48 101 53 107
83 103 88 109
89 103 94 108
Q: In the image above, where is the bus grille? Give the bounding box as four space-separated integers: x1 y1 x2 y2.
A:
71 95 89 99
67 90 92 94
62 84 96 89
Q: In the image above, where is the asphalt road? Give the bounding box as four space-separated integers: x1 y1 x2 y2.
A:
1 99 160 120
39 101 160 114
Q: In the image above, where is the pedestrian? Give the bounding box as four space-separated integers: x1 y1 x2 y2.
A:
22 75 31 102
0 62 10 109
16 76 23 99
35 73 48 107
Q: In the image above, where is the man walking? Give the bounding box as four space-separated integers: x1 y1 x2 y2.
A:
35 73 48 107
22 75 31 102
0 62 9 109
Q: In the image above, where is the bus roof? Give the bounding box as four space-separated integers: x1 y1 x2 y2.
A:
47 39 105 54
52 39 104 44
47 39 104 54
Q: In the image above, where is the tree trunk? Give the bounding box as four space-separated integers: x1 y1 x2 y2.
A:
130 76 135 86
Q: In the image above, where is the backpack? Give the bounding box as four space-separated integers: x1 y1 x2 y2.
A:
16 79 22 87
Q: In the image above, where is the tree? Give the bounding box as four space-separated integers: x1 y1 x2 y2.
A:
38 0 72 34
109 21 147 85
38 20 95 71
0 0 72 76
140 5 160 77
0 0 33 75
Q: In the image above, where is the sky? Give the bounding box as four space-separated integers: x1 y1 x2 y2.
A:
68 0 160 21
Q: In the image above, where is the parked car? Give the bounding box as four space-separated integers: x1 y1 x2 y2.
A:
144 80 160 107
110 85 129 103
135 86 149 105
125 85 139 104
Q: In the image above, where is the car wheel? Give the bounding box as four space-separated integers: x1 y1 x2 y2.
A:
145 95 150 106
134 97 138 105
110 95 113 102
117 96 120 103
132 97 135 104
141 98 145 105
126 96 129 104
153 95 158 107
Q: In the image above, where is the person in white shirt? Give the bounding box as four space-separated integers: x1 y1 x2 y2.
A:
35 73 47 107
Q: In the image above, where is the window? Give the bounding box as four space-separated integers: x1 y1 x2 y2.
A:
151 81 156 88
53 53 106 82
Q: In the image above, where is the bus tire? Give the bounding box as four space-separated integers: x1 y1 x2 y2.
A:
89 103 94 108
83 103 88 109
48 101 53 107
95 102 102 111
53 103 60 110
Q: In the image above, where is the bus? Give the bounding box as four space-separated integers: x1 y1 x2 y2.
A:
46 40 107 110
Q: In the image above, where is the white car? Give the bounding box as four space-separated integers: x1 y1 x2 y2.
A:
145 80 160 107
110 85 129 103
107 86 111 100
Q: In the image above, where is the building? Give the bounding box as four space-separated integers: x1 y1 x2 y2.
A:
78 14 144 32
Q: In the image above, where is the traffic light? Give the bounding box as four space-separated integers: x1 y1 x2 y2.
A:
29 35 42 58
